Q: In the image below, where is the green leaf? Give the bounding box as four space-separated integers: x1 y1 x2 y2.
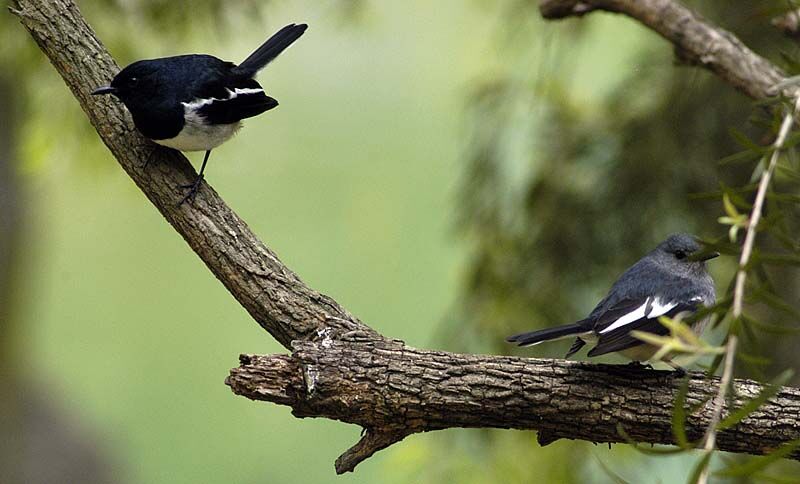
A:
671 377 691 448
735 352 772 366
686 452 713 484
714 439 800 477
722 192 740 218
767 192 800 204
780 52 800 75
752 472 800 484
706 352 725 377
615 424 690 455
717 369 794 431
782 130 800 149
728 128 767 153
743 314 800 335
751 287 800 321
775 163 800 182
755 252 800 266
719 149 765 166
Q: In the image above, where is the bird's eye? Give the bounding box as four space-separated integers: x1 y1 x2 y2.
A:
674 250 686 260
130 77 139 85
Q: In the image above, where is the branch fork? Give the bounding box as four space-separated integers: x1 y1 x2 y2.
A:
12 0 800 474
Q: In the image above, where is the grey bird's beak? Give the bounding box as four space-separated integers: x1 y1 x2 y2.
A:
91 85 117 96
699 251 720 261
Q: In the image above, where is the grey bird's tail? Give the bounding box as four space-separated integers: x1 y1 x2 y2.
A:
235 23 308 76
506 321 587 347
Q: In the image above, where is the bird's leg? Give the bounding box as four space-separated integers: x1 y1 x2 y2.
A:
179 150 211 206
142 145 159 170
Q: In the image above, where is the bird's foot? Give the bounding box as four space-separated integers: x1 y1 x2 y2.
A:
666 361 688 376
178 175 204 206
625 361 654 370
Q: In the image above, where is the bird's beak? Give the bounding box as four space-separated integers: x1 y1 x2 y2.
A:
91 85 117 96
699 251 720 261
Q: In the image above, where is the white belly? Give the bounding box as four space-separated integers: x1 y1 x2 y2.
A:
156 114 242 152
620 344 659 362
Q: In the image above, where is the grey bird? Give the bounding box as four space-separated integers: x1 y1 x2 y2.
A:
506 233 718 370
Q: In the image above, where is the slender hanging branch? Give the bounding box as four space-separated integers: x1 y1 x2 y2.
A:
732 95 800 317
697 336 737 484
10 0 800 474
538 0 787 100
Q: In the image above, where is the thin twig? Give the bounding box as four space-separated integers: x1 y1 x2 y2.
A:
732 94 800 318
697 335 737 484
699 91 800 483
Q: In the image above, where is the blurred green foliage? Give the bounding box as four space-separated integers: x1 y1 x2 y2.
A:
443 0 800 481
5 1 478 483
5 0 800 482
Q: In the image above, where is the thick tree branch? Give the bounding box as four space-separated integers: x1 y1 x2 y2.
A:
10 0 377 349
13 0 800 475
539 0 788 100
227 339 800 473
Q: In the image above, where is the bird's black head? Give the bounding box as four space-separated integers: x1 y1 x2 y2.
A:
656 233 719 264
91 60 161 104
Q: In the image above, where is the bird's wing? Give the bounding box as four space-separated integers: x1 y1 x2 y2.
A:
587 297 701 357
185 77 278 125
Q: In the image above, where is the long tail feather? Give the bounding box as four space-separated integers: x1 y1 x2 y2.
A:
506 322 588 347
235 23 308 76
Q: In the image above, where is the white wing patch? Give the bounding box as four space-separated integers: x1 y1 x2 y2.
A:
648 298 679 319
599 301 647 334
599 297 679 334
182 87 264 110
156 87 265 151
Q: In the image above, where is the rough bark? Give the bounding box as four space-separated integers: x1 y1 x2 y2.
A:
8 0 375 349
538 0 788 100
227 339 800 473
11 0 800 475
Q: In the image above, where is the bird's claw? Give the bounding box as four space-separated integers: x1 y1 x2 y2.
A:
626 361 654 370
667 362 688 376
178 176 204 206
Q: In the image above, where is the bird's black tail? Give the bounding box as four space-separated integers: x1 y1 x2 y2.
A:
506 321 588 347
235 23 308 76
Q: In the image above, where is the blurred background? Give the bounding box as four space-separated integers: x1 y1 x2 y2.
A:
3 0 800 483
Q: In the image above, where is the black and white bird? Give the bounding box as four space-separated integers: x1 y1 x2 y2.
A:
507 233 718 370
92 23 308 204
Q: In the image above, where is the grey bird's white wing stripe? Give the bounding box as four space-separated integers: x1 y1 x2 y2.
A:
599 297 679 334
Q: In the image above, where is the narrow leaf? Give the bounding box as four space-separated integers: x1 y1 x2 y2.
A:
615 424 689 456
717 369 794 431
687 452 713 484
671 377 691 448
714 439 800 477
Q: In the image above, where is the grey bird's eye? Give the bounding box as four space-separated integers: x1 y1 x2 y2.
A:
674 250 686 260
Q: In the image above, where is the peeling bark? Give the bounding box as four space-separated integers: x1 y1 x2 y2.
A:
11 0 800 475
227 340 800 472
